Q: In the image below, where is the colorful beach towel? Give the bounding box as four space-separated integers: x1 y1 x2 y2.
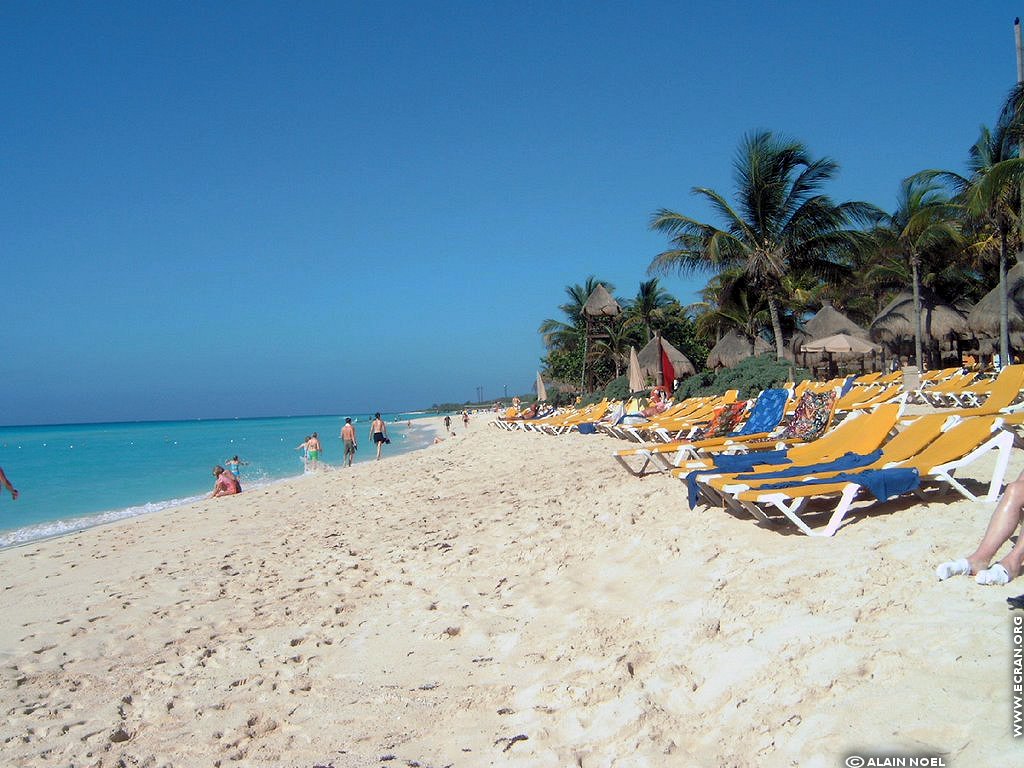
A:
777 390 836 441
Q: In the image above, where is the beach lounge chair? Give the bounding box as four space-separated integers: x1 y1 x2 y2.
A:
644 391 742 443
613 399 751 476
917 372 978 407
605 397 712 442
722 415 1013 536
699 412 948 503
936 364 1024 417
624 388 838 475
535 400 610 434
662 388 792 464
679 403 907 509
716 389 838 454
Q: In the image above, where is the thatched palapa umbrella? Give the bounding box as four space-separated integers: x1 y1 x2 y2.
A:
582 284 621 317
870 288 969 370
870 289 969 342
967 259 1024 337
637 335 696 387
581 284 621 392
792 300 871 370
802 333 880 356
792 300 867 351
706 329 771 369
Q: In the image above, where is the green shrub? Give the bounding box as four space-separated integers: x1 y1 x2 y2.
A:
674 355 810 400
601 375 631 401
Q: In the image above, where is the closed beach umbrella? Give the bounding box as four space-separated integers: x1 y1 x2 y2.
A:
535 371 548 401
802 333 880 357
627 346 644 393
706 329 771 369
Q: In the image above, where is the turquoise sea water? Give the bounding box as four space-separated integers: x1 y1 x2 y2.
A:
0 412 437 548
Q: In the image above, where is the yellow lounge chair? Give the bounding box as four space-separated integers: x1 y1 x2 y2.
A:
706 412 950 498
938 364 1024 417
725 415 1012 536
679 403 907 508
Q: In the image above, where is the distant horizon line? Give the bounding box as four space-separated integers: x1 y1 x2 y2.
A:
0 409 436 431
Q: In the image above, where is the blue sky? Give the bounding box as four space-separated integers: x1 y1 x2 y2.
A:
1 1 1018 424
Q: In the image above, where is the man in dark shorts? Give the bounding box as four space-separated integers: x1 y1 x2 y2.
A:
341 417 357 467
371 413 389 461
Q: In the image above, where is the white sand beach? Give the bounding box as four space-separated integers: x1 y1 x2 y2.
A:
1 414 1020 766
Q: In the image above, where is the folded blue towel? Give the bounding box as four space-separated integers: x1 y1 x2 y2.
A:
713 449 791 472
577 423 597 434
735 450 882 482
686 449 792 507
753 467 920 501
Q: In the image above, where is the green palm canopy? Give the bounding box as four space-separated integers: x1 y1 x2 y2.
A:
649 130 877 361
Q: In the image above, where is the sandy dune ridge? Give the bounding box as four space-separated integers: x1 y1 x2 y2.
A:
0 416 1020 766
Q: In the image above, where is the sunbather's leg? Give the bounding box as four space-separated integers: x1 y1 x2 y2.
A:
963 475 1024 577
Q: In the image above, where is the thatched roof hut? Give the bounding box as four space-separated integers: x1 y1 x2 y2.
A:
792 301 867 351
792 300 869 365
637 336 696 383
967 260 1024 336
869 289 969 342
583 284 621 317
706 329 772 369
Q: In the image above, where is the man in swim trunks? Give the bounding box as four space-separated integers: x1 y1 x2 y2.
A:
340 418 357 467
210 465 240 497
371 412 388 461
307 432 322 470
444 415 451 433
0 466 18 500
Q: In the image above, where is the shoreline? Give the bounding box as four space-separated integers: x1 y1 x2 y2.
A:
0 415 450 551
2 416 1017 765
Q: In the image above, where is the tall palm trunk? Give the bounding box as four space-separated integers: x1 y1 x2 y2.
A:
911 255 924 372
999 227 1009 369
767 294 785 361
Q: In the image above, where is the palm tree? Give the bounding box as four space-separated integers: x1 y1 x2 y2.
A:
649 130 876 360
917 109 1022 367
538 276 617 352
869 179 962 370
627 278 674 341
694 283 771 355
593 316 643 378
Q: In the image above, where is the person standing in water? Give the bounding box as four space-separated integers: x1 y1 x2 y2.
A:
370 413 389 461
307 432 322 470
340 418 357 468
225 455 247 478
296 436 311 469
